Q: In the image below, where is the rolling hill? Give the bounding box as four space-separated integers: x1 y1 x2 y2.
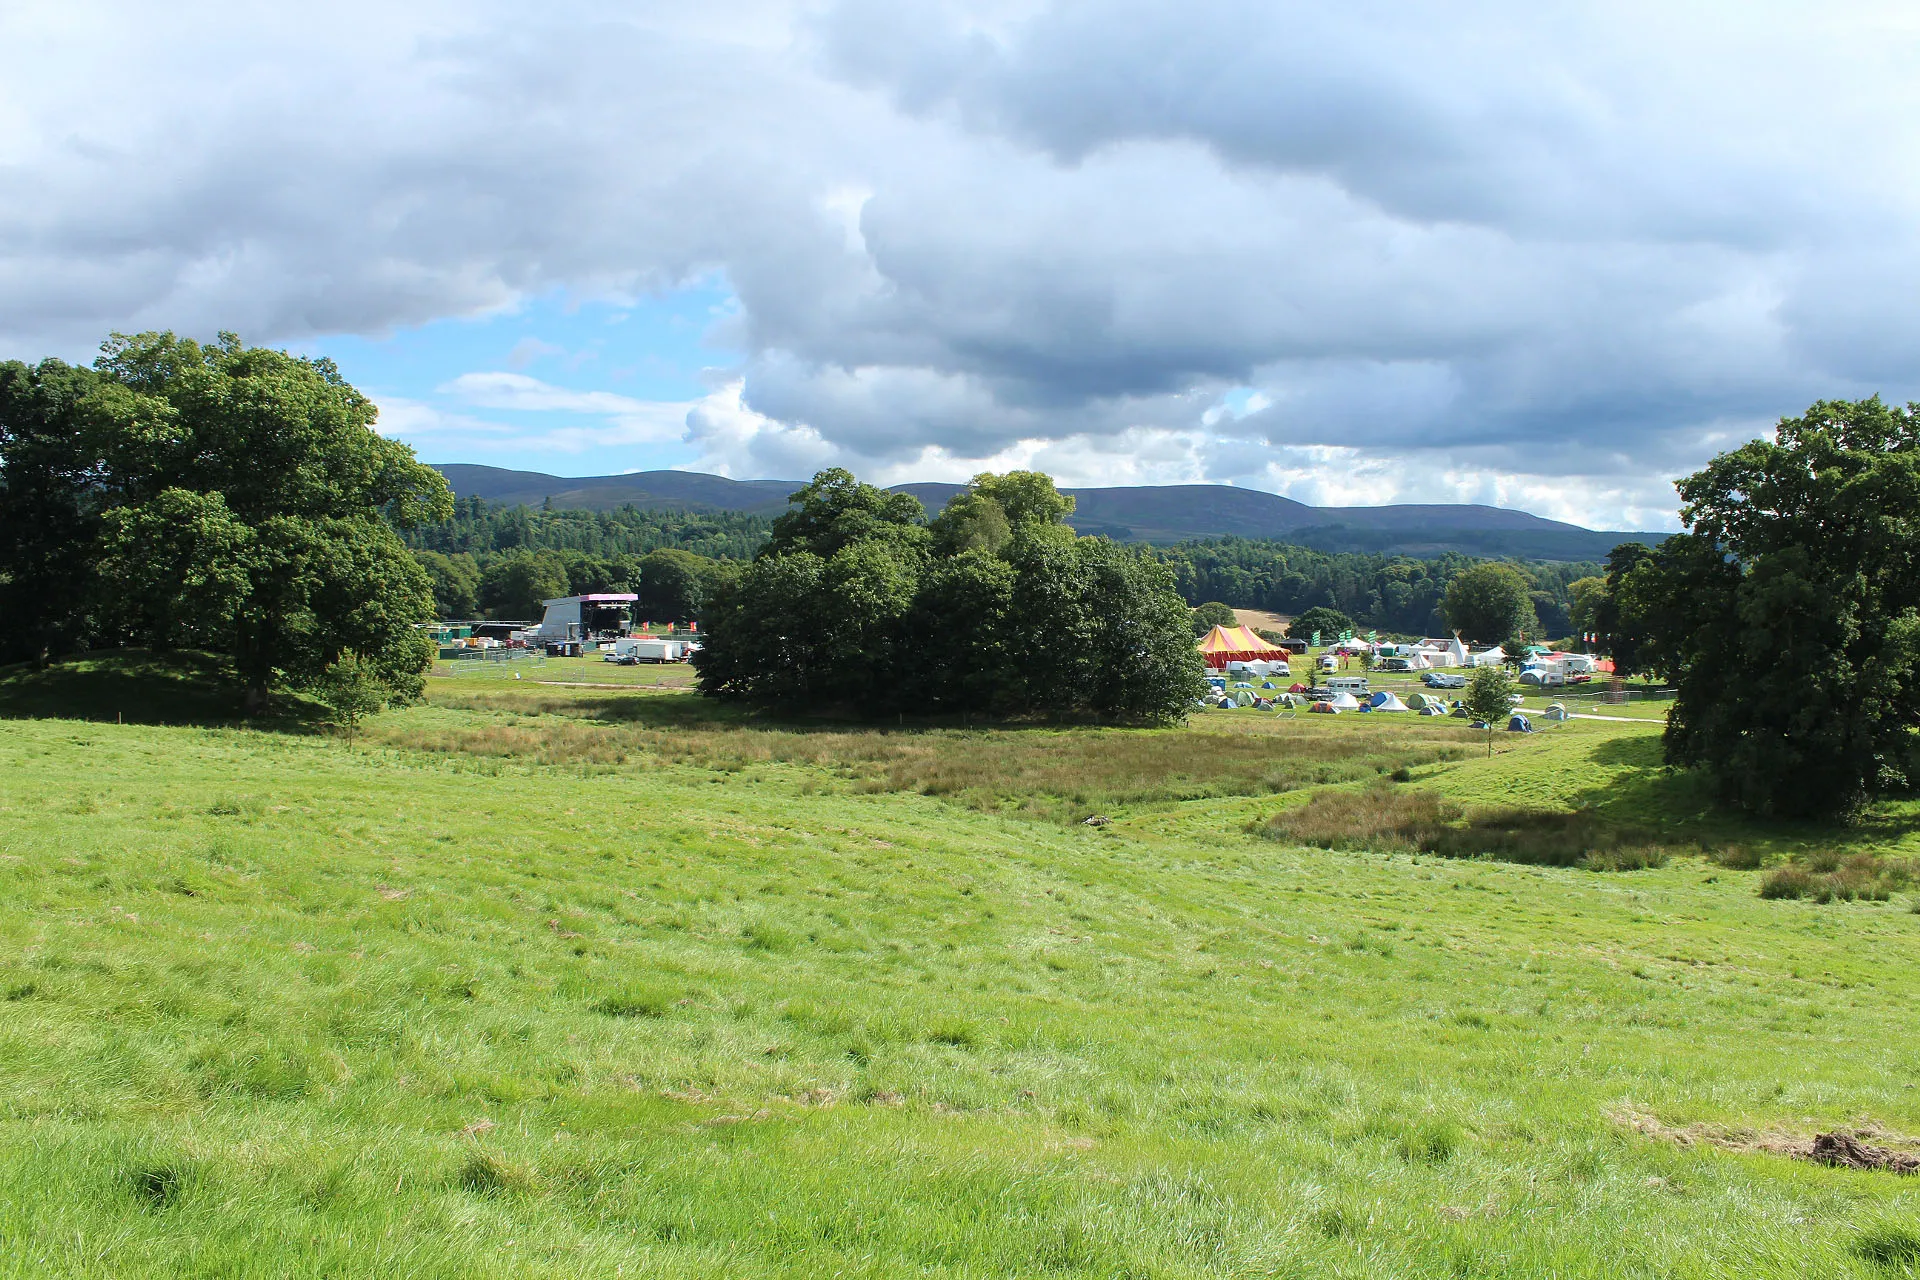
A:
433 464 1666 560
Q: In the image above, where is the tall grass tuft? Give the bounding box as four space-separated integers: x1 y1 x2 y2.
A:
457 1150 538 1196
1759 853 1913 903
127 1160 197 1209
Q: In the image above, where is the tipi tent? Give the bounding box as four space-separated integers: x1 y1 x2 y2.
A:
1329 691 1362 710
1197 625 1289 669
1371 692 1410 712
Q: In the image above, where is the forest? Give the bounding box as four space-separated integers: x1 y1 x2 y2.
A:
398 497 1599 636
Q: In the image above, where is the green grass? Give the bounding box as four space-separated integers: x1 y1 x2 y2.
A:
432 654 700 688
2 656 1919 1276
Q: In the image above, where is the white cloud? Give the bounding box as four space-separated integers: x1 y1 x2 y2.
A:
437 372 691 445
6 1 1920 527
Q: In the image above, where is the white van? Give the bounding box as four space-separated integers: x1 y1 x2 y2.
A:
1323 675 1370 698
608 637 683 663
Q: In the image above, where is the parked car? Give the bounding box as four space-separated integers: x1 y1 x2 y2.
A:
1422 671 1467 689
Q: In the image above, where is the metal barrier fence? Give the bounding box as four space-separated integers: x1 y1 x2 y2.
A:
1548 686 1675 705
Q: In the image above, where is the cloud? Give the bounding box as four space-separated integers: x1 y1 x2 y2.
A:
437 372 691 444
6 1 1920 528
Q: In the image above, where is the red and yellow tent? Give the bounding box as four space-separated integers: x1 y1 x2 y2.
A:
1197 625 1289 668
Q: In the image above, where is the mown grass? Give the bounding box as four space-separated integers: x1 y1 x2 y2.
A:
3 658 1920 1275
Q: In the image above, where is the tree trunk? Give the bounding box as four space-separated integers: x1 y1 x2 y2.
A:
245 683 269 716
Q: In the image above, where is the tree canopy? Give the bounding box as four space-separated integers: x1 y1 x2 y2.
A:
1442 563 1538 646
1288 606 1353 644
695 470 1204 723
0 333 450 709
1190 601 1241 635
1617 397 1920 819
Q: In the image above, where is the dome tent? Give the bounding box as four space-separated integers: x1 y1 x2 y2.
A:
1371 692 1410 712
1329 691 1361 710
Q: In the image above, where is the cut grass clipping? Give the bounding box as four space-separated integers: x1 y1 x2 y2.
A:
1260 781 1671 869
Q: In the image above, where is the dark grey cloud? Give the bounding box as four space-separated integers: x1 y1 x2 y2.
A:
4 0 1918 527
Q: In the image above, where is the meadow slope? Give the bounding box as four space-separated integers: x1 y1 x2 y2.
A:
1 676 1918 1277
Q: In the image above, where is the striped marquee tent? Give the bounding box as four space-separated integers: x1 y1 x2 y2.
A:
1196 625 1289 669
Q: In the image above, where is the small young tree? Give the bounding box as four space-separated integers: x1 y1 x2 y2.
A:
315 651 391 736
1462 664 1518 757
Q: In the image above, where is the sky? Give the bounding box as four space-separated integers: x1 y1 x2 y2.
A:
7 3 1920 531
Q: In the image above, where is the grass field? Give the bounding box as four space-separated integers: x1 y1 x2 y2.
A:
3 655 1919 1277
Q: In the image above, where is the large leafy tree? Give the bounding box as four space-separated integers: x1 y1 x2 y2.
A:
1621 397 1920 819
697 469 1203 722
1190 600 1241 635
477 551 569 620
1442 563 1538 646
413 550 481 619
638 547 716 623
0 358 104 665
1288 605 1352 643
0 332 451 708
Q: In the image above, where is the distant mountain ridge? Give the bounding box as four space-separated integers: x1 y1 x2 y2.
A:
431 464 1665 561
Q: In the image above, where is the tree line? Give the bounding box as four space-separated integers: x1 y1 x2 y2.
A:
1150 538 1597 639
405 495 1601 642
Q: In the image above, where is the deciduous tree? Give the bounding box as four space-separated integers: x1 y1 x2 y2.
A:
1442 564 1537 647
1619 397 1920 819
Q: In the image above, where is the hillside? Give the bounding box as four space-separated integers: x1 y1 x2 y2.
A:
433 465 1665 560
2 655 1917 1276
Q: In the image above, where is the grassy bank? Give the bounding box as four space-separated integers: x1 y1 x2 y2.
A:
1 659 1918 1276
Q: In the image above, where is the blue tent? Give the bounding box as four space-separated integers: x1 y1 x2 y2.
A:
1507 713 1534 733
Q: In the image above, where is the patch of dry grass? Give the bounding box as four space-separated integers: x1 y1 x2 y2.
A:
370 688 1474 822
1260 781 1672 870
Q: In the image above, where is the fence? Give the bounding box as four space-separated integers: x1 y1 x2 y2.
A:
1549 685 1675 705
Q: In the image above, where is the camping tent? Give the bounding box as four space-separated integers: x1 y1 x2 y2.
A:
1419 704 1447 716
1542 703 1571 722
1405 692 1437 711
1469 646 1507 667
1329 691 1361 710
1197 625 1289 669
1309 700 1339 714
1507 713 1534 733
1371 692 1410 712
